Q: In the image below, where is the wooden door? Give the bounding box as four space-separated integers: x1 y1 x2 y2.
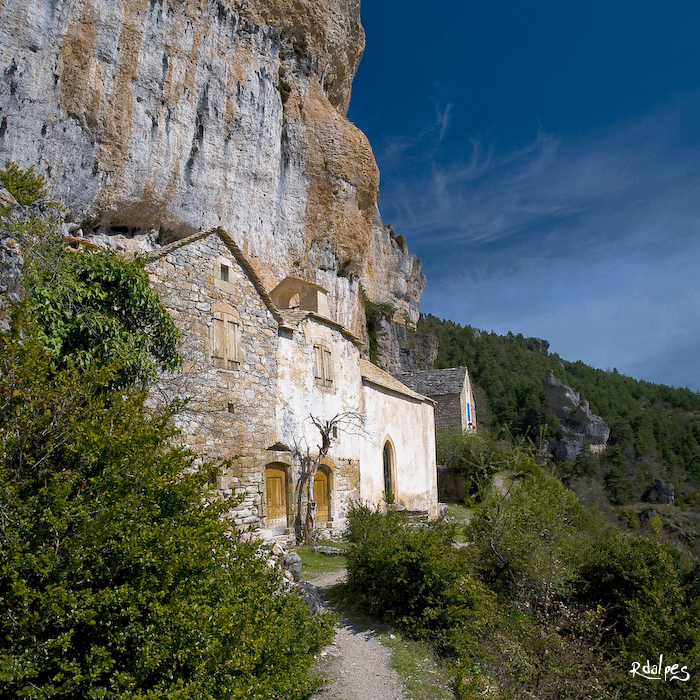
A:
313 470 330 523
266 467 287 529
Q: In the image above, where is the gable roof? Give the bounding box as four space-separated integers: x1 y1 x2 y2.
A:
146 228 284 324
396 367 469 396
360 359 434 404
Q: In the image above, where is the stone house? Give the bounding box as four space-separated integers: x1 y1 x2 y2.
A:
396 367 477 503
147 228 438 540
397 367 477 432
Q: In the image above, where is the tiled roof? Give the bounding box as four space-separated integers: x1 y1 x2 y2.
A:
396 367 469 396
278 309 363 345
147 228 284 322
147 229 363 344
360 359 434 404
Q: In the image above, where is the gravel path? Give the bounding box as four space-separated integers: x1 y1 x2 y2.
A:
309 570 406 700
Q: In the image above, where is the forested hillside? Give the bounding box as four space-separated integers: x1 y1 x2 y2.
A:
419 314 700 511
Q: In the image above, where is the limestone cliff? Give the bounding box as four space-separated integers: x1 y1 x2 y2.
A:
544 370 610 460
0 0 424 339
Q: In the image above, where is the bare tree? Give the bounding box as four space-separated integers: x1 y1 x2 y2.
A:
297 411 365 544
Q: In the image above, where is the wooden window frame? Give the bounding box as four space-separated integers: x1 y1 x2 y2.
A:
313 341 334 390
211 309 240 370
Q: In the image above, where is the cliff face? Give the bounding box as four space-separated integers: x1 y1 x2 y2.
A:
0 0 424 338
544 370 610 460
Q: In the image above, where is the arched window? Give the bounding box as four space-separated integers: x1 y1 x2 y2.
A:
382 440 394 501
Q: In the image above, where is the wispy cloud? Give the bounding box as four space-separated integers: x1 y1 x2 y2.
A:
377 92 700 270
435 102 452 144
374 91 700 390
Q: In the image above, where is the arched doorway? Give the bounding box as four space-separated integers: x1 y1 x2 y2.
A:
266 465 288 533
382 440 394 502
313 467 331 525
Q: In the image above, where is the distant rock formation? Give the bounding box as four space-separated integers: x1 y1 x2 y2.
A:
365 303 438 374
644 478 675 506
544 370 610 460
0 187 22 332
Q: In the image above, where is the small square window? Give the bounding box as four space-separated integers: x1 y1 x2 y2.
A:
220 264 229 282
227 402 235 413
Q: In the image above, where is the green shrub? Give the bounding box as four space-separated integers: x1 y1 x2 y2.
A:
0 160 48 204
436 428 522 500
0 318 334 699
345 504 492 648
13 220 181 384
344 504 612 699
575 527 700 699
467 465 594 608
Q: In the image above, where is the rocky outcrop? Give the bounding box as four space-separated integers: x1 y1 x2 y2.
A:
0 0 423 340
364 302 438 374
0 200 22 332
644 478 675 506
362 221 426 325
545 370 610 460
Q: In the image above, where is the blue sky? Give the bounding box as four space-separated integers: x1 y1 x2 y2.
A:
347 0 700 391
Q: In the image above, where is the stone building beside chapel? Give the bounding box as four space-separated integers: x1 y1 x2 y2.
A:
147 228 438 540
398 367 477 432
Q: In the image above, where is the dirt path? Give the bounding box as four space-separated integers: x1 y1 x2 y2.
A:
309 570 406 700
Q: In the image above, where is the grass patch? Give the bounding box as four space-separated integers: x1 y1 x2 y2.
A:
294 541 349 581
381 632 454 700
446 501 473 523
445 502 473 544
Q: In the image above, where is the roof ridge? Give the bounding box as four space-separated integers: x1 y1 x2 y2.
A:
359 359 435 404
146 228 284 324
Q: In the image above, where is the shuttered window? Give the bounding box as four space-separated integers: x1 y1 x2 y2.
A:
211 313 240 370
313 344 333 388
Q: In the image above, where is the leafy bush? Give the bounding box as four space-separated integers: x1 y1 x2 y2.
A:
344 502 612 699
346 441 700 699
467 464 595 609
0 315 334 699
436 428 503 499
575 527 700 699
0 161 48 204
345 504 493 649
8 216 181 384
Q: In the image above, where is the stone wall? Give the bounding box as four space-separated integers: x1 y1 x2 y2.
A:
398 367 476 432
147 230 278 529
433 393 462 431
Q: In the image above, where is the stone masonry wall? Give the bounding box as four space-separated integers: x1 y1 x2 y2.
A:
433 393 462 431
147 231 278 529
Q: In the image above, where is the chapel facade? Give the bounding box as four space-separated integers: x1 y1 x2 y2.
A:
147 228 438 540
